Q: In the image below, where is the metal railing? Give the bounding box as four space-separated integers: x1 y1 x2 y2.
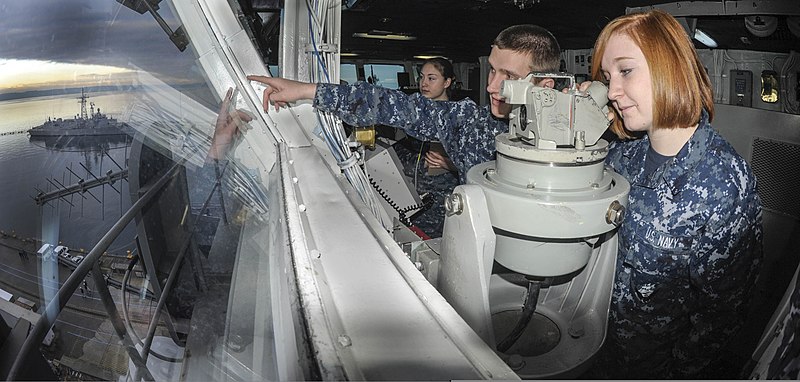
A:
8 158 187 381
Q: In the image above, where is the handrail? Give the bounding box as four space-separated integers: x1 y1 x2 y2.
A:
132 160 230 380
121 256 183 363
7 158 186 381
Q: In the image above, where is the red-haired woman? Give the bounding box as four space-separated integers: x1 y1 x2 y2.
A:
590 9 763 379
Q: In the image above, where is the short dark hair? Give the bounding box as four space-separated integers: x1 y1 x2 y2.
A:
492 25 561 73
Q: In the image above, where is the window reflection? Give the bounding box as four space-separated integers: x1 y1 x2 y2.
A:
0 1 275 380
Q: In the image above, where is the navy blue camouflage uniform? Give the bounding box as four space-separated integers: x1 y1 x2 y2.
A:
764 269 800 379
392 139 459 237
314 82 507 185
599 110 763 379
314 82 507 236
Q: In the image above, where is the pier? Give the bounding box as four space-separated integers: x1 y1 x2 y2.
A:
0 230 160 380
0 129 29 136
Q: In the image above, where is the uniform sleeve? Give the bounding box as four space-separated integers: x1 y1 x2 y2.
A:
313 82 497 180
671 159 763 376
314 82 459 141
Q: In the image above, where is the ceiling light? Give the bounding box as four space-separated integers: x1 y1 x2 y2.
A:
693 28 718 48
353 31 416 41
413 55 448 60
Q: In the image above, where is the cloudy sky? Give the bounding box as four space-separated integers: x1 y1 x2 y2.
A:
0 0 201 93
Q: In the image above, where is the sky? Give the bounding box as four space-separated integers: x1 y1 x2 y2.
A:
0 59 134 92
0 0 200 94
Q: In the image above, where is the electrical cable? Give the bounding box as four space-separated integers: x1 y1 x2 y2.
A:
722 50 776 70
780 51 800 114
368 175 433 227
496 280 541 353
368 175 403 213
722 51 739 70
303 0 390 229
413 141 425 189
397 194 434 228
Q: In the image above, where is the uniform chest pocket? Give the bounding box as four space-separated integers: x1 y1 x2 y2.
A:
622 226 695 303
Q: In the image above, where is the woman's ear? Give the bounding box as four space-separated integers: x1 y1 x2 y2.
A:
444 78 453 88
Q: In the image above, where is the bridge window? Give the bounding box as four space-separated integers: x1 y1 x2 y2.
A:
341 63 358 85
363 64 404 89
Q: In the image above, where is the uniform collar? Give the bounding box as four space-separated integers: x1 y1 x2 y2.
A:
621 110 712 191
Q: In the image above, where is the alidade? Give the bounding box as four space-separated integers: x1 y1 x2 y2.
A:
468 73 628 277
438 73 631 378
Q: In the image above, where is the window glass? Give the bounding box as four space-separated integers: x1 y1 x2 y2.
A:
0 2 276 380
341 63 358 85
269 65 280 77
363 64 404 89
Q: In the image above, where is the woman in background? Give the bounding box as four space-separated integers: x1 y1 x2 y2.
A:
393 57 459 238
